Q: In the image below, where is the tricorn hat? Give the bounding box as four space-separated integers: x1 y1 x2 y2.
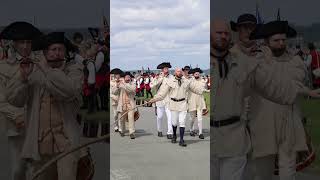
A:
230 14 257 32
121 71 134 78
0 21 42 40
189 68 203 74
32 32 78 52
182 66 191 71
249 21 297 40
110 68 123 75
157 62 172 69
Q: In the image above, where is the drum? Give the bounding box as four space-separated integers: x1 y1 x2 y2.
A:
77 148 95 180
125 110 139 122
123 109 140 122
134 110 139 121
274 121 316 175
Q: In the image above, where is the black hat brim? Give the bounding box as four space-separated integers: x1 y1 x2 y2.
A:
189 68 203 74
0 21 42 40
157 62 172 69
32 32 77 52
110 68 123 75
250 21 297 40
121 72 134 78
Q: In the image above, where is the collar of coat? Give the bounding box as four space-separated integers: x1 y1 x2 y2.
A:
269 51 292 62
211 51 238 68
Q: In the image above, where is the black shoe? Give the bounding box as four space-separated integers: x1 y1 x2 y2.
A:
199 134 204 139
171 136 177 143
115 129 119 132
167 134 173 139
130 133 135 139
179 140 187 147
158 132 163 137
120 132 125 137
190 131 195 136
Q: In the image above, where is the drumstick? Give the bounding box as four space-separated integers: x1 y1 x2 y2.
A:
31 134 109 180
111 102 150 128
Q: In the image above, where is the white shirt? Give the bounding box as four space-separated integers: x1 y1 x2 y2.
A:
74 54 85 65
144 77 150 84
95 51 104 72
87 60 96 84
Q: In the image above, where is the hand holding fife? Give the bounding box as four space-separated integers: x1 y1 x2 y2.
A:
20 62 34 81
260 46 273 61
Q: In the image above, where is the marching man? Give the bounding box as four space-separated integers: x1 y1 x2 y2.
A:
110 68 123 132
5 32 83 180
151 62 173 138
148 68 209 147
0 21 42 180
188 68 207 139
116 72 137 139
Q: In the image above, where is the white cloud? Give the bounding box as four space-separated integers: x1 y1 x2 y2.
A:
110 0 210 70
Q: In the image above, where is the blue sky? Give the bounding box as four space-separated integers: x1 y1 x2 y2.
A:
110 0 210 71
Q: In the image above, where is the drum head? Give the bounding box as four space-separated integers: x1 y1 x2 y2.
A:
134 110 139 121
77 151 95 180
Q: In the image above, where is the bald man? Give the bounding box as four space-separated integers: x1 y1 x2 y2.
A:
210 19 320 180
149 68 209 147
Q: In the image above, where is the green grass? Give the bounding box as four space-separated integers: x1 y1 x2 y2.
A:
299 98 320 174
79 110 108 123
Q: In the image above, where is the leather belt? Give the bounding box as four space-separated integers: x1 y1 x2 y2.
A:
171 98 185 102
213 116 240 127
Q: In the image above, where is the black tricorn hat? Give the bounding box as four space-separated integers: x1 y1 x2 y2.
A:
0 21 42 40
121 71 134 78
230 14 257 32
182 66 191 71
110 68 123 75
32 32 78 52
249 21 297 40
189 68 203 74
157 62 172 69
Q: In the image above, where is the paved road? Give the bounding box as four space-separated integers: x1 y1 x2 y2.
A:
110 107 210 180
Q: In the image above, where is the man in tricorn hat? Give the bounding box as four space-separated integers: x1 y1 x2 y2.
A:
149 67 209 147
5 31 83 179
247 20 310 180
182 65 191 79
188 68 207 139
110 68 124 132
230 14 261 57
0 21 42 180
151 62 174 138
116 71 137 139
210 19 320 180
